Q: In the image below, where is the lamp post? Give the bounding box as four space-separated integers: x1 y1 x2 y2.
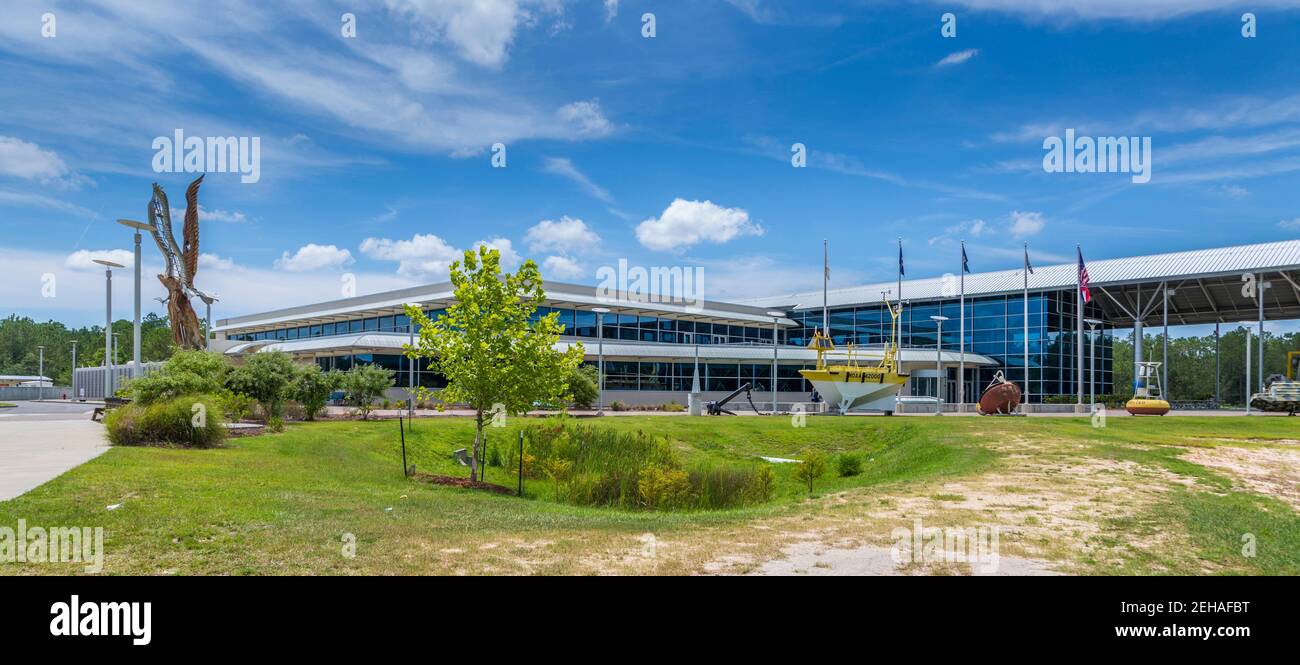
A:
112 333 121 369
592 308 610 414
1085 318 1101 408
405 303 420 422
92 259 124 397
116 219 150 377
37 345 45 401
197 294 219 351
1162 288 1174 399
1240 321 1255 415
931 315 948 415
69 341 77 401
767 310 786 414
1257 282 1270 394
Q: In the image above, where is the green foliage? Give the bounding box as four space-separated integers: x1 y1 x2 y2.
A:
291 364 339 421
225 351 298 420
569 364 599 409
506 422 773 511
339 363 395 419
125 350 229 404
405 246 583 479
836 452 863 477
0 313 176 386
105 394 226 447
794 449 827 494
218 391 256 422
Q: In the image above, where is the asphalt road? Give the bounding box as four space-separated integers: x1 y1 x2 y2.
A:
0 402 109 501
0 400 99 422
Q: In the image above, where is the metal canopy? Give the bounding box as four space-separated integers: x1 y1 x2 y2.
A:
1095 270 1300 327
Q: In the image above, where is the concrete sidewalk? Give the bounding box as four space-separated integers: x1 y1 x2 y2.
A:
0 420 109 501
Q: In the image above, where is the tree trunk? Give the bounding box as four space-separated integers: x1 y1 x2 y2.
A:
471 411 483 482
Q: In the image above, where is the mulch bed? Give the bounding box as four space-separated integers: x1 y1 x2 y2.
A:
411 472 516 496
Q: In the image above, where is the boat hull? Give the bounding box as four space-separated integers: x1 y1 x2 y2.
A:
801 369 907 414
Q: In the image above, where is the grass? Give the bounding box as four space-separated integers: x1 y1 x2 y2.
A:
0 402 15 408
0 414 1296 575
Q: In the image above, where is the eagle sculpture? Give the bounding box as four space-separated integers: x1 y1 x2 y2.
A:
146 175 212 350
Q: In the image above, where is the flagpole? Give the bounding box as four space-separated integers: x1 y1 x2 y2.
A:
1023 241 1030 409
1076 244 1085 409
897 237 903 350
822 239 829 335
958 240 966 412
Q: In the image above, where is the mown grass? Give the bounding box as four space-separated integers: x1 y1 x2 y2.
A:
0 414 1295 575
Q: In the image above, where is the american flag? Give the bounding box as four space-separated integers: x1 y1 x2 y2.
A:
1077 247 1091 303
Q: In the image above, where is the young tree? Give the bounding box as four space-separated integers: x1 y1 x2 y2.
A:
124 349 229 404
339 364 394 420
225 351 297 421
569 364 599 409
407 246 584 481
292 364 339 421
793 449 827 496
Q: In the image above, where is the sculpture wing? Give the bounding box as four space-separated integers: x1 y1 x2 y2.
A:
147 183 181 281
182 175 203 287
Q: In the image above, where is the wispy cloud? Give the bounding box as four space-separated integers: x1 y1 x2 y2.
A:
935 49 980 67
542 157 614 203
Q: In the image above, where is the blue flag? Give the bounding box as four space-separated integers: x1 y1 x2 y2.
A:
898 242 905 276
961 244 970 274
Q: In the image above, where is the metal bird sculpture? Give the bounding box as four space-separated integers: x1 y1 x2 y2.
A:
146 175 209 350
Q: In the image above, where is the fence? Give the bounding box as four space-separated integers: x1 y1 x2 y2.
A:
0 386 72 401
73 362 165 400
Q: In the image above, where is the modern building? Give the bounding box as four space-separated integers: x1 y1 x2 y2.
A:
76 238 1290 408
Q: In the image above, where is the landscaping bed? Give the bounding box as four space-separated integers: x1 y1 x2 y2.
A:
412 472 516 495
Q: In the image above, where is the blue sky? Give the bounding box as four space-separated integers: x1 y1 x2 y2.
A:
3 0 1300 327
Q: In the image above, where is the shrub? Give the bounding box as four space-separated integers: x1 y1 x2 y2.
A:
569 364 599 409
661 401 686 412
609 401 627 411
794 449 827 495
124 350 229 404
290 365 338 421
218 390 256 422
225 352 297 421
339 364 395 420
836 453 863 477
105 394 226 447
508 422 773 511
267 416 285 433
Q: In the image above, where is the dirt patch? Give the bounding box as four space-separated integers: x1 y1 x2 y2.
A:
749 539 1061 576
1183 446 1300 511
411 473 516 496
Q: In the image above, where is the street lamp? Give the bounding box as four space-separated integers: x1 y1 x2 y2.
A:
92 258 124 397
113 332 121 369
36 345 45 401
767 310 787 414
1256 282 1270 394
931 315 949 415
197 293 219 351
1085 318 1102 407
1240 321 1256 415
405 302 421 421
117 218 150 377
592 308 611 414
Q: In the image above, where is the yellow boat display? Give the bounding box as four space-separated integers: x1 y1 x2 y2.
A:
799 297 908 415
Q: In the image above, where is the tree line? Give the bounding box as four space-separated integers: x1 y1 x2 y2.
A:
0 314 177 386
1111 328 1300 404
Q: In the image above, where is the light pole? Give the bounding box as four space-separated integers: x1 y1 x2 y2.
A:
592 308 610 414
198 294 219 351
767 310 786 414
92 259 124 397
37 345 45 401
931 315 948 415
113 333 121 369
405 303 420 421
69 341 77 400
1240 321 1255 415
117 219 150 377
1085 318 1101 407
1162 288 1174 399
1257 282 1270 394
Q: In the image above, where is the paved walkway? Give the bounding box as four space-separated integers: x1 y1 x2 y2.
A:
0 415 109 501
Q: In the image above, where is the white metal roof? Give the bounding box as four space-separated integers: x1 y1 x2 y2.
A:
746 239 1300 311
227 334 995 367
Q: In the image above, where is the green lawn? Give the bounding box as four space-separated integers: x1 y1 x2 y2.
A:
1 415 1296 575
0 402 15 408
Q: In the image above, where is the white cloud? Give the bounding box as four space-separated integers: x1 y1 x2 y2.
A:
65 249 133 271
635 199 763 251
473 237 521 269
604 0 619 22
0 136 69 181
543 255 584 279
383 0 558 69
274 243 355 272
1279 218 1300 231
928 219 987 245
542 157 613 203
940 0 1300 21
525 216 600 253
199 253 240 271
556 100 614 139
361 233 464 279
0 189 97 218
935 49 980 67
174 206 250 224
1009 210 1046 237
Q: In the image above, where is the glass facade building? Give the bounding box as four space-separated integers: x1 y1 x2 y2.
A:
785 291 1112 403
